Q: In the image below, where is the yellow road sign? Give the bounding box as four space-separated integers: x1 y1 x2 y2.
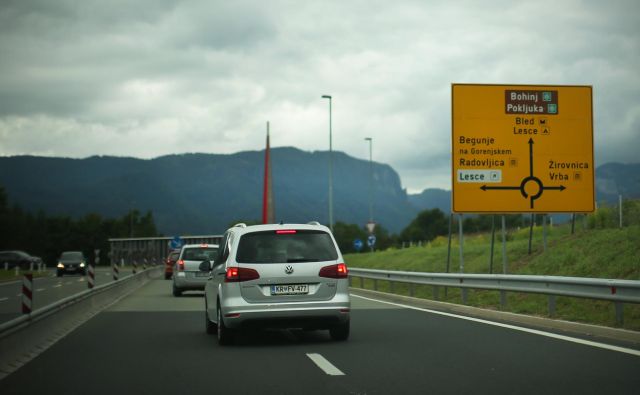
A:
451 84 594 213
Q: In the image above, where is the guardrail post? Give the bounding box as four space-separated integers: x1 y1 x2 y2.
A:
500 290 507 310
22 273 33 315
409 283 415 297
359 277 364 289
88 263 95 289
373 279 378 291
112 263 119 281
433 285 440 301
132 259 137 274
15 266 19 276
461 288 468 305
615 302 624 326
548 295 556 317
3 262 7 271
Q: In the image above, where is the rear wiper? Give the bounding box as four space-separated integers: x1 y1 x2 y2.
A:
286 258 319 263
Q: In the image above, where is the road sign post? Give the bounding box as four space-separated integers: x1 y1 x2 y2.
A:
452 84 594 214
353 239 363 253
367 235 376 252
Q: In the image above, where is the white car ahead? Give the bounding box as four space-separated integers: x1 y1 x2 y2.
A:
172 243 219 296
202 222 350 345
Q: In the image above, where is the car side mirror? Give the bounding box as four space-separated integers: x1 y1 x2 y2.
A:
199 261 212 272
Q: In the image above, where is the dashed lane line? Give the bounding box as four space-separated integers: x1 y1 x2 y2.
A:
306 353 345 376
0 297 8 302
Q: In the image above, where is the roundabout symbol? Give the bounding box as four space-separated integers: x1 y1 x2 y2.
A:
480 138 566 209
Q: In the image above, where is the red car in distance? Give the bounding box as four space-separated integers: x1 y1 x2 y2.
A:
164 249 181 280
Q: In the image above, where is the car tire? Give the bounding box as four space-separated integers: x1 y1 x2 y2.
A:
164 272 171 280
217 304 233 345
329 320 350 341
56 271 63 277
205 302 217 334
172 283 182 297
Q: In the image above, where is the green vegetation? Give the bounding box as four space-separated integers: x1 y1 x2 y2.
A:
345 204 640 331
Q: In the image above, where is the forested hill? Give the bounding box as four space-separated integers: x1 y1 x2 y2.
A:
0 147 418 234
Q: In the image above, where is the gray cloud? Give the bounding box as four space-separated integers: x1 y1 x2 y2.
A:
1 0 639 192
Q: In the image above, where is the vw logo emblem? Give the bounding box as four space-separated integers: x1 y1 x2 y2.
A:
285 265 294 274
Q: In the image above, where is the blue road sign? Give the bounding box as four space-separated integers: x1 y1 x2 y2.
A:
169 236 184 250
353 239 363 252
367 235 377 247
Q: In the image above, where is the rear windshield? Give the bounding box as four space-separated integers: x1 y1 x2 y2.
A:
236 230 338 264
61 251 84 260
182 247 218 261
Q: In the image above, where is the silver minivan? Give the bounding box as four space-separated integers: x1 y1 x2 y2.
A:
203 222 350 345
172 244 219 296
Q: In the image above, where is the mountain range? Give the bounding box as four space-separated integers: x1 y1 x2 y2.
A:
0 148 637 235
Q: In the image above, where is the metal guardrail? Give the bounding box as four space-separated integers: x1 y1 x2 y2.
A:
0 266 160 338
348 268 640 325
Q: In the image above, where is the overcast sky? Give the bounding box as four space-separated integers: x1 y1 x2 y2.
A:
1 0 638 192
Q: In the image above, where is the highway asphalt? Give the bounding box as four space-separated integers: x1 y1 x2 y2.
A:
0 268 133 324
0 278 639 394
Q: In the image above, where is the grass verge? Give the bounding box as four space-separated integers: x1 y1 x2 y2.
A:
345 224 640 331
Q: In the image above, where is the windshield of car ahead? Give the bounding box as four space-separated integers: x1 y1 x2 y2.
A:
60 251 84 260
236 230 338 264
182 247 218 261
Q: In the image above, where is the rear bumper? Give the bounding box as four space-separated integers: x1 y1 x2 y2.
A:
220 298 351 330
173 272 208 290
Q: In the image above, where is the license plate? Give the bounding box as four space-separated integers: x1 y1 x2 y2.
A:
270 284 309 295
195 272 209 277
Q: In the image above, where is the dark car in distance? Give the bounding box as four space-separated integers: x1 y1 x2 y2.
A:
56 251 87 277
0 250 43 270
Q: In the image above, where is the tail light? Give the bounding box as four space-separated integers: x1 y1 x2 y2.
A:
177 260 185 271
225 267 260 282
319 263 348 279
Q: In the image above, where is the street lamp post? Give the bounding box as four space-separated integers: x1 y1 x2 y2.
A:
321 95 333 232
364 137 373 224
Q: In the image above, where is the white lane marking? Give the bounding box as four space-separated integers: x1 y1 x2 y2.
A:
0 297 8 302
53 284 62 288
36 288 45 292
351 294 640 357
306 353 345 376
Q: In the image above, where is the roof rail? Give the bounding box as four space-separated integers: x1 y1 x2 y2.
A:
307 221 321 226
233 223 247 228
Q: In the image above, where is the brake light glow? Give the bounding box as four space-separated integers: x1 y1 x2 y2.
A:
225 267 260 282
276 230 297 234
319 263 348 279
177 259 185 271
